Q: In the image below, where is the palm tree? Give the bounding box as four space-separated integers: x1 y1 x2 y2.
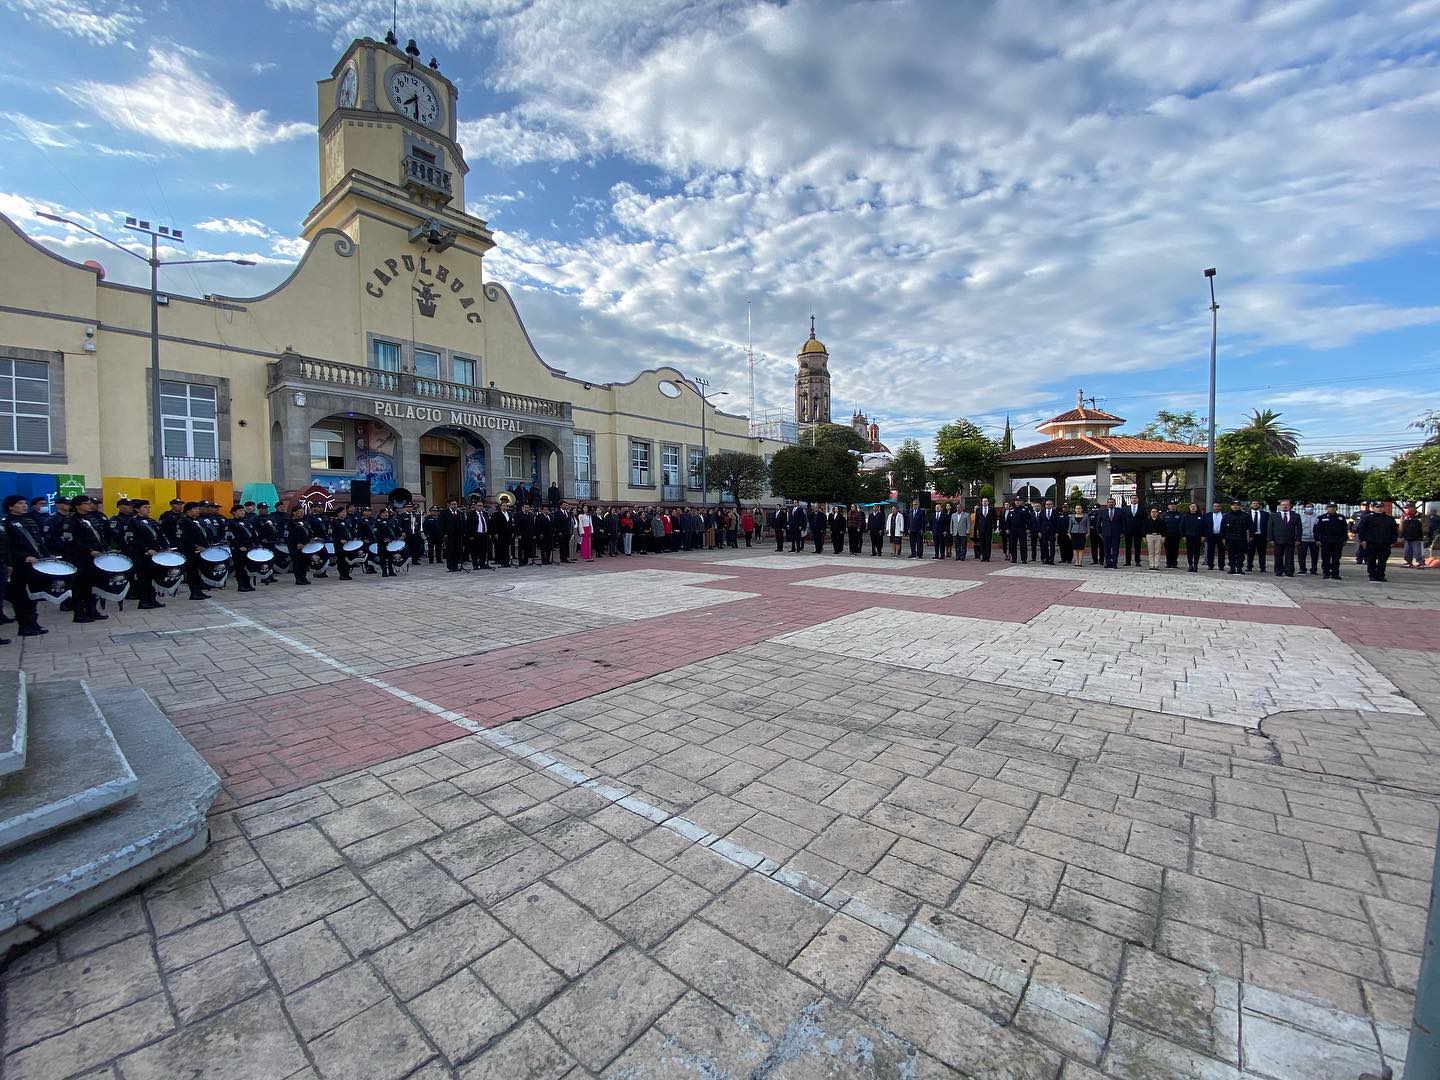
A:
1241 409 1300 457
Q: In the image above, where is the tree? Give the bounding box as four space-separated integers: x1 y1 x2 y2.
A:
1213 429 1288 505
933 418 1000 497
1282 456 1364 506
999 416 1015 453
1315 451 1362 467
891 439 931 508
857 468 893 504
1239 409 1300 457
767 444 859 505
1411 410 1440 447
1136 409 1207 446
809 423 869 454
1362 468 1392 503
1387 445 1440 501
704 450 768 509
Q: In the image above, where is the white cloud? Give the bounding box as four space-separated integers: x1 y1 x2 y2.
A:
194 217 275 240
64 49 312 152
1 111 75 149
456 113 582 167
4 0 142 45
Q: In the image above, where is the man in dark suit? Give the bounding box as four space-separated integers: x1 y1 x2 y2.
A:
1268 500 1301 577
1004 501 1029 563
907 505 926 559
1121 495 1146 566
1036 499 1059 564
551 505 572 562
1205 500 1227 570
1358 506 1397 581
867 508 885 556
1246 500 1270 572
1096 498 1125 569
491 503 514 566
810 505 828 554
1222 500 1253 574
443 497 469 572
973 499 996 562
787 505 806 552
772 507 788 551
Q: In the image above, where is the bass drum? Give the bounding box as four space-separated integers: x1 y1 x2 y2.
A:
151 550 186 597
385 538 410 573
28 558 76 605
199 545 231 589
246 546 276 583
93 552 134 603
268 544 292 574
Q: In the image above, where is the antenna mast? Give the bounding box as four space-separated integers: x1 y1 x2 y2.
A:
746 301 756 433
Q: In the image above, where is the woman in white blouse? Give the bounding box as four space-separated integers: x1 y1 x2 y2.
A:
577 507 594 561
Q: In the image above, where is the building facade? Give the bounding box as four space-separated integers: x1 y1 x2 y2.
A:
0 36 761 507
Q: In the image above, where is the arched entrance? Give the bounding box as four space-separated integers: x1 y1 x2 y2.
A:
420 426 486 507
499 434 563 501
306 413 402 499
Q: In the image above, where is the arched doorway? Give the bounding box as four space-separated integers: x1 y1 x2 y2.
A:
306 413 402 499
499 435 563 502
420 426 486 508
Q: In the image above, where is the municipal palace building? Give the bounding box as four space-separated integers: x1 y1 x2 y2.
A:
0 35 785 509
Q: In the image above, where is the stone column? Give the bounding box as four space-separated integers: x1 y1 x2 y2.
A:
1134 468 1150 504
1095 460 1112 502
992 467 1011 500
397 433 422 497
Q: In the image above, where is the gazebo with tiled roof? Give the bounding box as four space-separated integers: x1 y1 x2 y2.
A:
993 390 1208 504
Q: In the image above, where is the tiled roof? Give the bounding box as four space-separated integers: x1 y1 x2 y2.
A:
1001 436 1207 463
1040 407 1123 425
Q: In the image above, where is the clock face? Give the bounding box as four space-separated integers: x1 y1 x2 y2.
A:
387 70 441 128
337 65 357 108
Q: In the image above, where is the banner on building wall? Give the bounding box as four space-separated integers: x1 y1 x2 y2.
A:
310 474 353 494
462 445 486 499
56 475 86 499
353 420 397 496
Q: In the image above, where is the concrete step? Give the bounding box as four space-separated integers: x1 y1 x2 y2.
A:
0 685 220 957
0 681 137 854
0 670 25 776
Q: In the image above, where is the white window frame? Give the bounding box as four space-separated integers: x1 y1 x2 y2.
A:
160 380 218 460
451 355 477 386
309 421 347 471
504 451 523 480
412 347 441 378
372 339 401 372
687 446 704 490
0 358 51 455
661 443 680 486
630 440 651 487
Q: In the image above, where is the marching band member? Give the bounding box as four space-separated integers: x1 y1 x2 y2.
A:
375 507 400 577
2 494 46 638
286 505 313 585
124 500 168 609
61 495 109 622
176 502 212 601
226 504 258 593
355 507 378 574
330 504 356 582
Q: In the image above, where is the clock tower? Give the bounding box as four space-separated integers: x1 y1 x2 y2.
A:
301 35 492 257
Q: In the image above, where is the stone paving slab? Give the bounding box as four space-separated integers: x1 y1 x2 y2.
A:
4 545 1440 1078
792 573 985 598
995 563 1300 607
772 604 1419 728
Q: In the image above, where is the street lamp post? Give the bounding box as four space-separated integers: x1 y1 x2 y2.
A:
688 375 727 508
1204 268 1218 509
36 212 255 478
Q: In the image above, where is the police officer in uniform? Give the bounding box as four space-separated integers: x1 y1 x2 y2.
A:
1316 503 1349 580
124 499 169 609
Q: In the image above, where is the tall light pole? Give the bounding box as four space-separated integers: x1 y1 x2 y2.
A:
1204 267 1218 509
37 212 255 478
688 375 728 508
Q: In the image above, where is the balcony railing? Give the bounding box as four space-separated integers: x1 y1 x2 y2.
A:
268 353 572 421
661 483 684 501
401 154 453 199
163 456 227 481
574 480 593 499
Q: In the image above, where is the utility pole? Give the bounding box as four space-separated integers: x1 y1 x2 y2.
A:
37 212 255 478
1205 267 1218 509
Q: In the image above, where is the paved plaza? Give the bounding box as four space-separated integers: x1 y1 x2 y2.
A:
2 546 1439 1079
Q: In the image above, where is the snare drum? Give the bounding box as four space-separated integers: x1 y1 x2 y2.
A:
151 550 186 597
385 540 408 555
198 545 231 589
300 541 324 556
28 558 76 605
341 539 365 555
246 546 276 583
324 542 336 555
93 552 134 603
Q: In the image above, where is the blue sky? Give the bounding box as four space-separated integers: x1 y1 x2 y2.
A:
2 0 1438 464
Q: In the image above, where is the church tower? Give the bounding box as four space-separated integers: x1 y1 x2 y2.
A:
794 317 831 426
